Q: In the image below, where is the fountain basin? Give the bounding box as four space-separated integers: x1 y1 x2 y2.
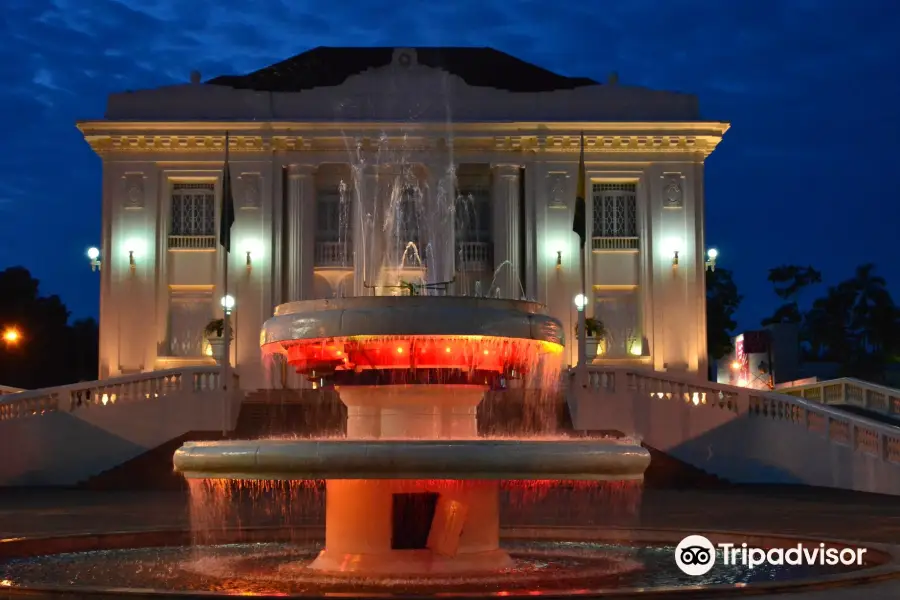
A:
260 297 564 382
173 439 651 481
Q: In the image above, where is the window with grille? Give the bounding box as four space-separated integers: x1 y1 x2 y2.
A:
454 187 491 242
314 189 352 267
169 183 216 249
592 183 638 250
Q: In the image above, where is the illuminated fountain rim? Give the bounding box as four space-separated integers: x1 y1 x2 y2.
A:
0 526 896 598
173 439 650 481
261 296 564 348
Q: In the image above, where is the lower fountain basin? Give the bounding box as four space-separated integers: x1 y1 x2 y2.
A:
173 439 651 481
0 527 894 598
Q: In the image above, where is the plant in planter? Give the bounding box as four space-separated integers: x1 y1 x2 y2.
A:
204 318 232 362
575 317 606 359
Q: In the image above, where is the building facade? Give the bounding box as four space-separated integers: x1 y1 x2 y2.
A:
78 47 728 389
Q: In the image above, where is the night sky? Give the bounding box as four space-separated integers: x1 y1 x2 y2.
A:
2 0 898 331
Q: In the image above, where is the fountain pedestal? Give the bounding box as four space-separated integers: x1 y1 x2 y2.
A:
310 479 513 574
339 385 483 439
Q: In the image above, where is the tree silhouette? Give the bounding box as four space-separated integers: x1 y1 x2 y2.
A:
706 267 743 360
804 264 899 381
761 265 822 326
0 266 98 389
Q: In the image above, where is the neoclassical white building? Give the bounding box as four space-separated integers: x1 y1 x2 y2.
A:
78 47 728 390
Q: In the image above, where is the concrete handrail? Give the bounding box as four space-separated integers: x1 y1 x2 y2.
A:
777 377 900 418
577 365 900 464
0 366 227 422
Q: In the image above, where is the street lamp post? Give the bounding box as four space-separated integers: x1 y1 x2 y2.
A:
87 247 101 272
574 293 587 369
706 248 718 272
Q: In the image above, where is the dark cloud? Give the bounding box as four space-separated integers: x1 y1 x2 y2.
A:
0 0 898 327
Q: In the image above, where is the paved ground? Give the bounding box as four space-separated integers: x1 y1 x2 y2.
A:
0 485 898 598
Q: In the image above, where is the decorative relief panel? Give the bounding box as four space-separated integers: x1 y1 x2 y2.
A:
122 173 145 210
239 173 261 209
546 172 569 208
661 173 684 209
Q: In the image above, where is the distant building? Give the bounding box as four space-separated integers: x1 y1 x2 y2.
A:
716 323 900 388
78 47 728 389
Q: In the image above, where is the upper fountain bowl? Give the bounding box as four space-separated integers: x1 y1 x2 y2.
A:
260 297 565 384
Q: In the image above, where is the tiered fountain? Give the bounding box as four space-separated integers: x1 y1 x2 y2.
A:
174 294 651 576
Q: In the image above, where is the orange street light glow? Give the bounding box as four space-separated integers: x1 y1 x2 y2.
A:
2 328 20 344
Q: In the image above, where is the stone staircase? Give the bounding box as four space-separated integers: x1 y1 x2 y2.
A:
569 365 900 495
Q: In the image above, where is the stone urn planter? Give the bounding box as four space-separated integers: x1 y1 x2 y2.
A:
576 317 606 360
204 318 233 363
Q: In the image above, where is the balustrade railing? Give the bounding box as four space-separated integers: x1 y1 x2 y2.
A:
778 378 900 420
314 241 353 268
579 366 900 466
0 366 224 422
592 236 639 251
168 235 217 250
456 241 493 272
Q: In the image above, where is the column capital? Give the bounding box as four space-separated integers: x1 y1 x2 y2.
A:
287 163 317 178
491 163 523 177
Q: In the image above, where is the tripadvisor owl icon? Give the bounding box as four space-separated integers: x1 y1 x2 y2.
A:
675 535 716 576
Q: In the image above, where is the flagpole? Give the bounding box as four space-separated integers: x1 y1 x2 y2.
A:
576 133 587 373
221 132 232 435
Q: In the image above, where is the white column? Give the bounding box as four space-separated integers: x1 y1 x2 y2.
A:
427 164 456 287
353 166 379 296
285 164 316 301
491 164 521 299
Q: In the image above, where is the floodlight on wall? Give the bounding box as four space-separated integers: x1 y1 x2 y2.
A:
128 250 136 273
706 248 718 272
124 238 144 275
556 251 562 270
87 247 101 272
663 237 683 270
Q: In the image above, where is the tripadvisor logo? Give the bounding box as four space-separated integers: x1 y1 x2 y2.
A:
674 535 867 577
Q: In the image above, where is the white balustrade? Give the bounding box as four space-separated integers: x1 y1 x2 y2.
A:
778 378 900 420
0 366 225 422
578 366 900 468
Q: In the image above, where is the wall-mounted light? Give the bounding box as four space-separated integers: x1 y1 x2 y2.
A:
556 251 562 270
124 238 145 276
663 237 683 270
245 250 253 273
706 248 718 272
87 247 101 272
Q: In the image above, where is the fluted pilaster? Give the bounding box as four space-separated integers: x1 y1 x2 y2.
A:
285 164 316 301
491 164 522 299
426 163 456 287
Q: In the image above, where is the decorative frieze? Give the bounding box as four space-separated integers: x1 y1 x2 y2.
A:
546 171 569 208
81 131 726 158
239 173 261 209
122 173 145 209
661 173 685 209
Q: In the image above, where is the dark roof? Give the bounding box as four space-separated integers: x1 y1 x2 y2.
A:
206 47 598 93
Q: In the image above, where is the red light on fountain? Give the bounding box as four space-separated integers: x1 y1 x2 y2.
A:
262 334 557 389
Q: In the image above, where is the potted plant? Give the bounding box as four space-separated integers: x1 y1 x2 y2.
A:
575 317 606 359
204 318 232 362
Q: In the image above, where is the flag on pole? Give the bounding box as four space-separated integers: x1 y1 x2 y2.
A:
572 132 586 248
219 132 235 253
